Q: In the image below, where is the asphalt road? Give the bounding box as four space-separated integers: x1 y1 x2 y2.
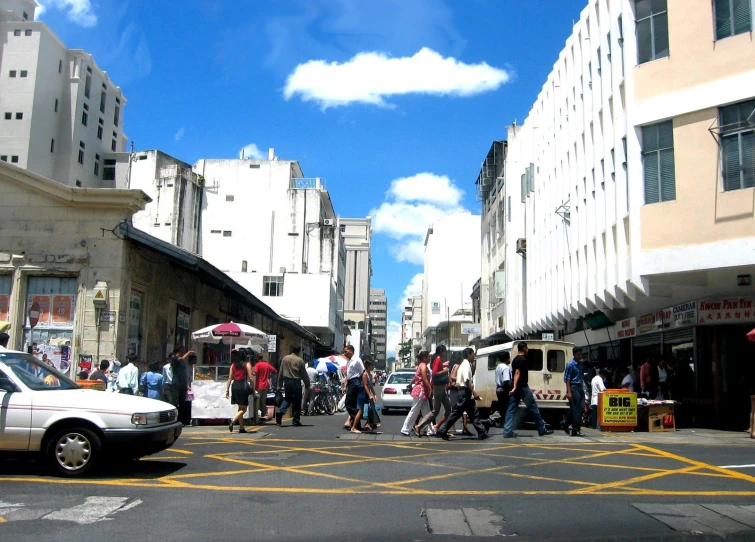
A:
2 397 755 541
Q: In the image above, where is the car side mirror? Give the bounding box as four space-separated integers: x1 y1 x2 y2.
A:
0 378 20 393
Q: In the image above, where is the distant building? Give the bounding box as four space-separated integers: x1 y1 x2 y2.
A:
342 217 372 355
0 0 127 187
369 288 387 369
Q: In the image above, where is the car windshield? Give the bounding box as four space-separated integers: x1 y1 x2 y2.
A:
387 372 414 384
0 352 79 391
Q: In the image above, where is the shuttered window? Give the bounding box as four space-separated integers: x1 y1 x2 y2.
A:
642 121 676 204
720 99 755 191
714 0 752 40
636 0 669 64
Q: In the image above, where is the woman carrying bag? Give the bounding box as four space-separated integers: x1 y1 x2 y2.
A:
400 351 433 437
225 349 254 433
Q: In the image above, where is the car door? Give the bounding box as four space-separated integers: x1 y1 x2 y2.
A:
0 368 32 450
525 347 546 400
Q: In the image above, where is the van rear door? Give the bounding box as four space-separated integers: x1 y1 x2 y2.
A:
524 345 568 409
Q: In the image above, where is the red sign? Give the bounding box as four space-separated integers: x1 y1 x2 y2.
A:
28 300 41 329
698 298 755 324
51 295 73 325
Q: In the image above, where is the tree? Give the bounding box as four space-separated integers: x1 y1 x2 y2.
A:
398 339 413 362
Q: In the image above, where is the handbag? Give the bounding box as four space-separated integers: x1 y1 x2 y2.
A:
186 389 195 401
274 388 284 407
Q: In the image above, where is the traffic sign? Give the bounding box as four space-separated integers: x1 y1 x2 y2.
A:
28 301 40 329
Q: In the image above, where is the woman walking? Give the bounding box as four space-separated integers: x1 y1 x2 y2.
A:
225 349 254 433
400 351 432 437
416 345 452 436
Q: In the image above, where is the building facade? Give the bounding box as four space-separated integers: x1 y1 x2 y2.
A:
369 288 387 368
421 212 481 351
489 0 755 428
0 0 127 188
342 217 372 355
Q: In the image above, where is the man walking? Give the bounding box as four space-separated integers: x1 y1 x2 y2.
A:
494 351 512 424
253 354 276 421
116 358 139 395
89 359 110 386
564 347 586 437
503 342 553 438
303 361 319 415
276 345 310 426
436 348 488 440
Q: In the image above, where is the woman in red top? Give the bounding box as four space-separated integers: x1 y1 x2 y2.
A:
225 350 254 433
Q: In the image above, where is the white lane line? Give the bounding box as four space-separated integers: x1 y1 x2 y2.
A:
43 496 140 525
718 464 755 469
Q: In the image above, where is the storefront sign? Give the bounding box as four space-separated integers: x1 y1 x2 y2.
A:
670 301 697 328
599 391 637 426
637 308 672 334
541 332 554 341
100 311 116 323
637 313 655 334
616 317 636 339
267 335 277 353
461 323 482 335
698 298 755 324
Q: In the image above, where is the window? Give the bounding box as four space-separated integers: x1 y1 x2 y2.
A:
24 29 31 36
111 139 117 152
94 161 99 176
636 0 669 64
263 276 284 297
50 139 55 153
22 277 77 355
97 126 103 139
9 70 16 77
84 74 91 98
103 159 116 181
527 349 544 371
11 156 18 163
3 112 10 120
77 150 84 165
81 110 88 126
15 112 22 120
58 60 62 73
23 11 28 20
113 106 120 127
547 350 565 372
54 98 58 113
720 99 755 191
20 70 27 77
642 120 676 203
225 195 235 201
13 29 20 36
0 156 6 162
715 0 752 39
222 231 232 237
210 230 221 234
241 260 247 272
100 91 106 113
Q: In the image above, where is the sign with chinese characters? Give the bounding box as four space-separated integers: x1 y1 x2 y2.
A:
698 298 755 325
267 334 277 353
616 317 637 339
599 391 637 427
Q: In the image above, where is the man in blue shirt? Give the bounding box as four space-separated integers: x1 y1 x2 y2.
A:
564 347 586 437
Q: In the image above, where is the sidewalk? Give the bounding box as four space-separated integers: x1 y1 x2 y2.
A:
565 427 755 445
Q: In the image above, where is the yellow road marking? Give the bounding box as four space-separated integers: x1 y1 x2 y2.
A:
166 448 194 455
0 517 6 524
570 465 702 494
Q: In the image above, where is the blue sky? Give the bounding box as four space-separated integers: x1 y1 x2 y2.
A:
38 0 588 355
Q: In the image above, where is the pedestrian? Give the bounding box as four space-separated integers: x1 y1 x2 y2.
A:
563 346 586 437
620 366 634 390
343 345 366 432
253 353 276 421
276 345 310 427
640 358 659 398
494 351 512 423
657 358 671 399
0 332 9 349
400 350 432 437
436 348 488 440
503 342 553 438
447 351 471 435
89 359 109 386
303 360 319 415
590 369 608 430
361 359 379 431
225 349 254 433
116 358 139 395
140 361 165 400
416 345 452 436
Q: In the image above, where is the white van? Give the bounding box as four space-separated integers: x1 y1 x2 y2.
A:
474 340 574 417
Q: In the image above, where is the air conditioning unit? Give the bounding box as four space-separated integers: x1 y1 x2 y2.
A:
323 218 335 226
516 238 527 256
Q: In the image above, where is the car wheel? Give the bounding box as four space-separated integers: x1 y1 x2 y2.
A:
47 427 101 477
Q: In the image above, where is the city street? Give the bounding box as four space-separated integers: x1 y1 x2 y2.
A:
1 405 755 541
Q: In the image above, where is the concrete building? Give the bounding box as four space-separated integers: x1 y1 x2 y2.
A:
191 152 346 353
399 294 422 368
0 162 318 374
342 217 372 355
369 288 387 369
421 212 481 351
0 0 127 188
488 0 755 428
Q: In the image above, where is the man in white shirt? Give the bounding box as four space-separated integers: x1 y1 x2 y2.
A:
494 352 512 423
435 348 488 440
116 359 139 395
303 362 319 415
343 345 366 431
620 367 634 391
590 369 607 429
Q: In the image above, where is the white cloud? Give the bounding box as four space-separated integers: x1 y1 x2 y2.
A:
283 47 510 109
37 0 97 27
240 143 265 160
173 127 185 142
370 172 468 265
401 273 424 306
386 320 402 358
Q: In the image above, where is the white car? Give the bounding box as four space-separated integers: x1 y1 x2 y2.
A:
380 370 416 413
0 349 182 477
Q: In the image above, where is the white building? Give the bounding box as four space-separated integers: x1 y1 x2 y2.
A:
0 0 127 187
369 288 387 368
421 212 481 350
342 217 372 355
189 151 346 351
486 0 755 428
115 150 202 253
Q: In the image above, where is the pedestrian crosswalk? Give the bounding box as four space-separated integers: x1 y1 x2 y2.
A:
0 496 142 525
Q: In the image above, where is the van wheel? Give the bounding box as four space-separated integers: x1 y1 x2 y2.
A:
46 427 101 477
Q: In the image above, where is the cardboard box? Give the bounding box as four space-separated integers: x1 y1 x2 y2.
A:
648 403 675 432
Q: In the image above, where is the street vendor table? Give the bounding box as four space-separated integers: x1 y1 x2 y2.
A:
637 400 676 432
191 365 256 424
